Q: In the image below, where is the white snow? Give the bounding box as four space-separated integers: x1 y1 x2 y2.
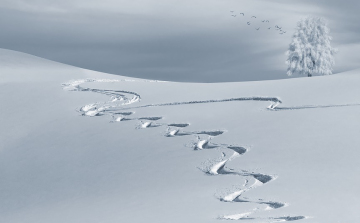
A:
80 104 96 112
222 190 245 202
141 121 152 128
169 129 179 136
209 159 228 175
84 109 100 117
196 139 208 150
221 212 252 220
1 48 360 223
115 117 124 122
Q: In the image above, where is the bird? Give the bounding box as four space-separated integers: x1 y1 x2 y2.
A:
231 15 236 17
262 20 265 22
268 27 271 29
247 22 251 25
230 11 234 13
240 13 244 16
266 20 269 22
256 27 260 30
251 16 256 18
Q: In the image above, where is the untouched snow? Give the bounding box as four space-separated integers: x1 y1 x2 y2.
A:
1 49 360 223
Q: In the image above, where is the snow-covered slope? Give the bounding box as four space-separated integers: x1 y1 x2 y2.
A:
1 49 359 223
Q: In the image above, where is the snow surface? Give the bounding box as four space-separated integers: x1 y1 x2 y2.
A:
1 48 360 223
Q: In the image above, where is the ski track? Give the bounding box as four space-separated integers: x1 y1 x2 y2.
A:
116 96 283 111
168 123 190 128
61 78 330 222
62 79 360 115
272 103 360 111
165 129 225 137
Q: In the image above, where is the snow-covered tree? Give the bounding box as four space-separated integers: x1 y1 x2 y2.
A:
286 16 337 77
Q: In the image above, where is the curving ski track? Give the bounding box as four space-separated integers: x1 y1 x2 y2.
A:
60 78 360 221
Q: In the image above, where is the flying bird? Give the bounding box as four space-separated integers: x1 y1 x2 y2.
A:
247 22 251 25
230 11 234 13
266 20 269 22
240 13 244 16
262 20 265 22
256 27 260 30
251 16 256 18
268 27 271 29
231 15 236 17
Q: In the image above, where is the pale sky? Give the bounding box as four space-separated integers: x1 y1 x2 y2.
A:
0 0 358 82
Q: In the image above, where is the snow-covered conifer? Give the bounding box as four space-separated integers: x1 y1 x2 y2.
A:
286 16 337 77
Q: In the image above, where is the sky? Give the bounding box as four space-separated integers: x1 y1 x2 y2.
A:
0 0 359 82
